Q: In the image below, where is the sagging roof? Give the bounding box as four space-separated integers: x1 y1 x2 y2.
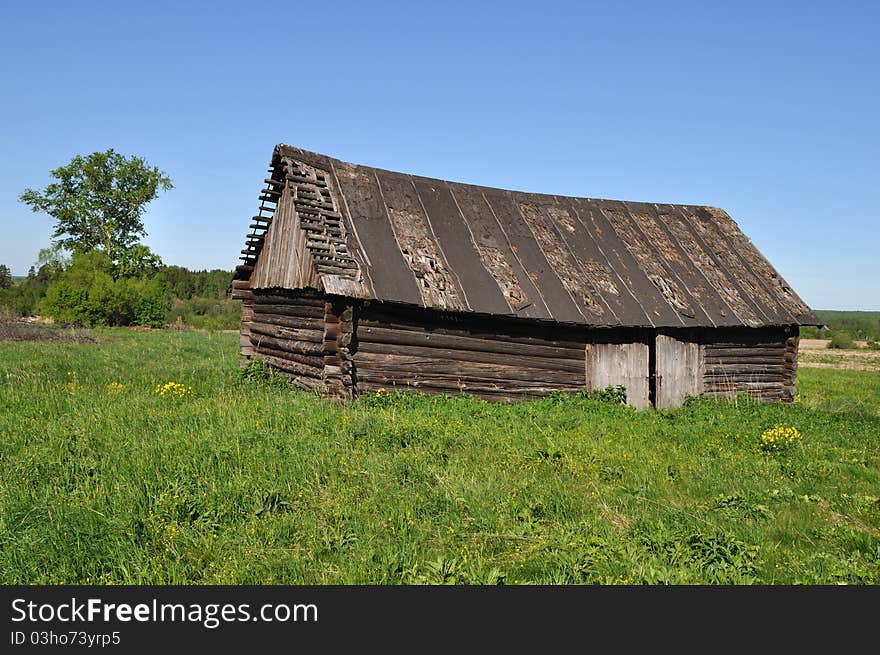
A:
236 144 820 328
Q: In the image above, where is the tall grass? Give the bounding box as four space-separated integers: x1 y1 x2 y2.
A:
0 330 877 584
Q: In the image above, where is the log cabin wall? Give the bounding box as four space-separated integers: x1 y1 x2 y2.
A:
246 291 330 392
782 335 799 403
350 302 589 402
322 297 355 401
231 275 255 358
698 326 798 402
237 291 800 407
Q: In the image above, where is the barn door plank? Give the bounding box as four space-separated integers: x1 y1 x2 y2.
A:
588 342 649 409
656 334 701 408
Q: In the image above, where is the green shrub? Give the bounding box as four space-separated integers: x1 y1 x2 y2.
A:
827 330 855 349
41 251 169 327
799 326 824 339
578 385 628 404
166 297 242 330
236 358 292 389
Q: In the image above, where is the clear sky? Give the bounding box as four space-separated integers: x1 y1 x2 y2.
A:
1 1 877 310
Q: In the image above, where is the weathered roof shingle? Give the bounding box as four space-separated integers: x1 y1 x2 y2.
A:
237 145 820 328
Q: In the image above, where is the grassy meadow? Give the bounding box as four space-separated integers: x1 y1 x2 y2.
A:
1 328 878 585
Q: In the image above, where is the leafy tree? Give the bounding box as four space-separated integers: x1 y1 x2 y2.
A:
34 244 69 278
115 244 163 278
19 149 173 264
0 265 12 289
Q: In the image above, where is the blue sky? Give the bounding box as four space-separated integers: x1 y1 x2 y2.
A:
1 1 877 310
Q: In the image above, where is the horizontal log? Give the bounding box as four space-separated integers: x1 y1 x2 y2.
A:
703 391 782 400
356 366 584 387
356 370 580 388
357 381 536 403
313 258 358 270
250 322 324 343
355 373 582 396
251 312 324 334
251 342 324 369
291 377 321 392
703 356 785 365
253 293 325 305
252 353 324 380
253 304 326 318
703 377 785 386
703 364 785 375
357 315 586 350
703 374 783 382
287 174 325 185
703 386 783 394
354 341 585 373
703 345 785 354
703 364 784 372
248 313 324 331
353 353 584 383
357 325 584 360
249 332 324 357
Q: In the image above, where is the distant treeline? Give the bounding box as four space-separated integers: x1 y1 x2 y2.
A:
0 254 241 330
800 310 880 344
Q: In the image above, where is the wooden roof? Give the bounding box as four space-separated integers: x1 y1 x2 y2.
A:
236 144 820 328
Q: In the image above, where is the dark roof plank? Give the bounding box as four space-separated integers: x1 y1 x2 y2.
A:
412 178 512 316
331 162 423 307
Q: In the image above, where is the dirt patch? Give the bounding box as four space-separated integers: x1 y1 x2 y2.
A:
800 339 869 351
0 319 97 343
798 339 880 371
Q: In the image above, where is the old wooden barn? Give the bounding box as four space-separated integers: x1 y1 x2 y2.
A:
231 144 820 408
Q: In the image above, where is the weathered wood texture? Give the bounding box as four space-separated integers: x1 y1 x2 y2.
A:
656 334 702 408
239 290 800 407
352 304 588 401
249 157 370 299
322 298 355 401
588 342 650 409
782 335 799 402
699 326 795 402
247 290 327 390
231 278 255 358
253 145 821 328
251 185 320 291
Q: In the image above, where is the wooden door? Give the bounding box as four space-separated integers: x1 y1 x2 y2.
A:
655 334 702 408
587 342 650 409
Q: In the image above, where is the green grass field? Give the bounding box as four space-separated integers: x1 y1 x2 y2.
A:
1 329 878 584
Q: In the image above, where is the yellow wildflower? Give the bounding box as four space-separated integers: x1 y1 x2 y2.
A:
760 425 802 452
155 381 193 399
